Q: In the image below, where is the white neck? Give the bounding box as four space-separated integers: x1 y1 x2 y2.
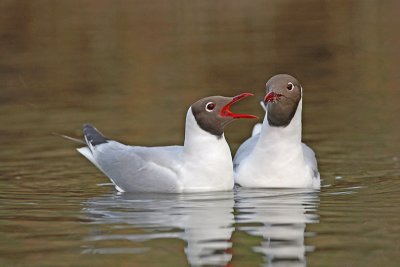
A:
181 108 233 191
236 96 315 188
183 108 227 152
258 99 303 148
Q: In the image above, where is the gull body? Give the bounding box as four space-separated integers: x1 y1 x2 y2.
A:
234 75 320 189
78 94 256 193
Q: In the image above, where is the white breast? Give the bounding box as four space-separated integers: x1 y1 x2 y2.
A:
234 100 320 189
180 108 234 192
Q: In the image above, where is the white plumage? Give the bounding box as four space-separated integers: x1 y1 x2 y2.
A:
77 93 257 193
78 109 235 193
234 75 320 189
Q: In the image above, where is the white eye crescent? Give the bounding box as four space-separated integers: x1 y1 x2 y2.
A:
205 102 216 112
287 82 294 90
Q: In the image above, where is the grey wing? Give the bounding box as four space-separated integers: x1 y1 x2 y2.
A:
302 143 319 179
233 133 260 169
85 141 183 193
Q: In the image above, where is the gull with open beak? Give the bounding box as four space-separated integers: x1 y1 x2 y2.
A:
78 93 256 193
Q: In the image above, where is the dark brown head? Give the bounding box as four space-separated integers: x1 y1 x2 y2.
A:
191 93 257 137
264 74 302 127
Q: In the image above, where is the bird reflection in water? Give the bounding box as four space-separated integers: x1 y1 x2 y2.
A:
234 188 320 267
83 190 235 266
82 187 319 266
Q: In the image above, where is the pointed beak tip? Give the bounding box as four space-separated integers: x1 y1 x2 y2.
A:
220 92 258 119
239 92 254 98
249 115 258 119
232 92 254 102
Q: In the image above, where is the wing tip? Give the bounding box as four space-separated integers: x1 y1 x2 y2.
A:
83 123 109 147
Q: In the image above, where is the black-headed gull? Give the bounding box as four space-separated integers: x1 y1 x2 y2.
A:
78 93 256 193
234 75 320 189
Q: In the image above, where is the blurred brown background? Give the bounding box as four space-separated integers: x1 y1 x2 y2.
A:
1 1 399 147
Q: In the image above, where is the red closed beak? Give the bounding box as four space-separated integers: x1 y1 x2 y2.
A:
220 93 258 119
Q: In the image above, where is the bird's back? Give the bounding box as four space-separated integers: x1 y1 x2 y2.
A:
83 141 184 192
79 124 184 193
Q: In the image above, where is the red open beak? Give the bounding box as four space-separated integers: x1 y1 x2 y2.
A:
220 93 258 119
264 91 283 103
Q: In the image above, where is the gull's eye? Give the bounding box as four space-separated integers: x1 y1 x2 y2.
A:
205 102 216 112
287 82 294 90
